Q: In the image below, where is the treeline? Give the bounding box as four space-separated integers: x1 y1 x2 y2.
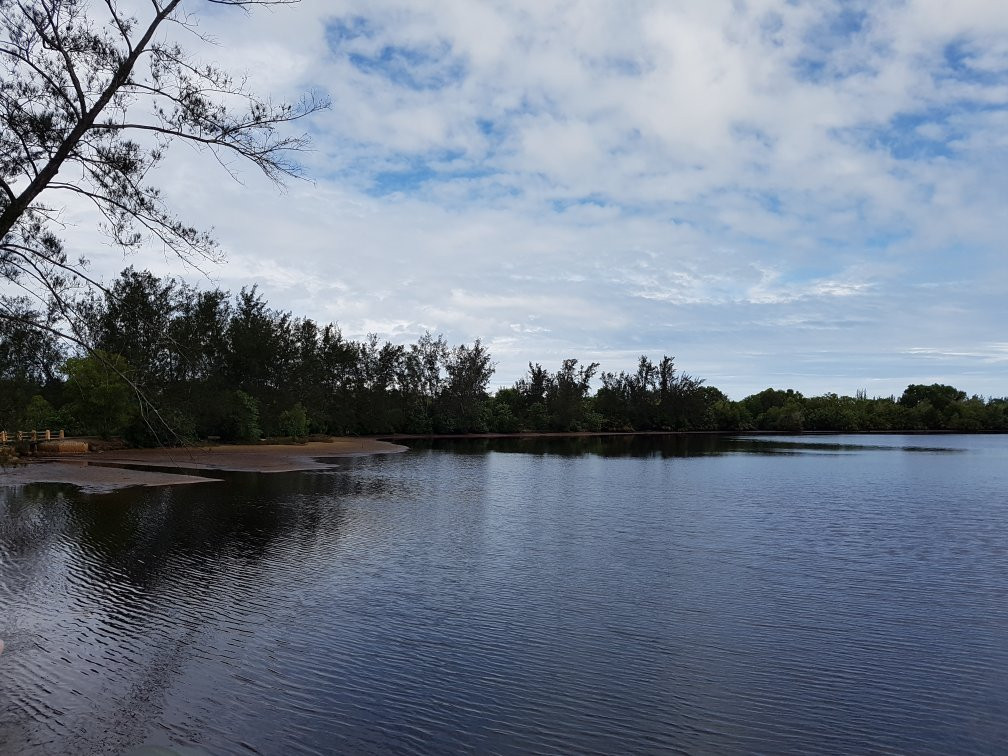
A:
1 268 1006 444
727 385 1008 433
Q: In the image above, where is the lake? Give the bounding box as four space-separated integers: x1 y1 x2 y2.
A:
2 434 1007 754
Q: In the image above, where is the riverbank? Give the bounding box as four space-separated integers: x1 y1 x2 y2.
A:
0 438 407 492
378 428 1008 440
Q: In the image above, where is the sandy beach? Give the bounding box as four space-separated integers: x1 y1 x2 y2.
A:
0 438 407 492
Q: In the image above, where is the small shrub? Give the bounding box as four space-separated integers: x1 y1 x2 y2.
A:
0 445 20 468
277 403 309 439
124 407 199 447
63 350 136 438
22 395 57 430
220 391 262 443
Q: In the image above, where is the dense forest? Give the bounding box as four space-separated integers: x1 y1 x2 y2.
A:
1 268 1006 445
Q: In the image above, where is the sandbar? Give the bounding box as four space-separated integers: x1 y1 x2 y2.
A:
87 438 407 472
0 461 221 494
1 438 407 492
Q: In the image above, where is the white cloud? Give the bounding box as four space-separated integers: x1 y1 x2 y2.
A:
58 0 1008 399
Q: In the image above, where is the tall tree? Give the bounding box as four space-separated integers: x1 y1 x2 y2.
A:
0 0 327 340
226 286 278 395
0 296 61 383
0 296 62 428
442 339 495 431
86 267 177 387
547 358 598 431
63 348 134 437
168 285 231 386
398 331 448 431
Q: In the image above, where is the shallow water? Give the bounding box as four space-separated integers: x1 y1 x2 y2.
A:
1 434 1007 754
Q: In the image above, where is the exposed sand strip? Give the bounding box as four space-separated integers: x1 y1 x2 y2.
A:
0 438 408 492
88 439 407 472
0 461 221 494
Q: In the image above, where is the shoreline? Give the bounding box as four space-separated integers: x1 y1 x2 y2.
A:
377 428 1008 440
2 430 1000 493
0 438 407 493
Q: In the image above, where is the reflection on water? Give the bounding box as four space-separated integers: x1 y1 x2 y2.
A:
731 435 969 455
2 436 1007 754
413 433 973 458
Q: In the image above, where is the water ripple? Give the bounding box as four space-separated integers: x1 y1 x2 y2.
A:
2 436 1007 753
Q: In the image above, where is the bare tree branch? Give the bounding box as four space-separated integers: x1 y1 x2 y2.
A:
1 0 329 444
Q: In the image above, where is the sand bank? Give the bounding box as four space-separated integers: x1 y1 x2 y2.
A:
88 438 407 472
1 438 407 492
0 461 222 494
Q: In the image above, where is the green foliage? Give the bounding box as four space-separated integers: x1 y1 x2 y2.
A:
580 409 605 433
63 351 136 438
0 300 63 430
440 340 495 432
709 399 751 431
743 388 803 425
775 398 805 432
592 356 712 431
0 378 39 430
278 403 309 439
0 298 62 384
23 394 56 430
899 384 967 411
124 407 198 448
219 391 262 444
525 402 548 432
487 391 521 433
5 267 1007 444
85 268 178 389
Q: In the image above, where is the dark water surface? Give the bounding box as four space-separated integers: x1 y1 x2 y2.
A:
1 434 1007 754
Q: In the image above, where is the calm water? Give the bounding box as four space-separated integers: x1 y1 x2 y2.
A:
1 434 1007 754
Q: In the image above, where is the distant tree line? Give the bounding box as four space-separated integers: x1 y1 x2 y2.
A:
1 268 1006 444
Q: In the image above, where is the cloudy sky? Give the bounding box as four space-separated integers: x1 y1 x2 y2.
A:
85 0 1008 398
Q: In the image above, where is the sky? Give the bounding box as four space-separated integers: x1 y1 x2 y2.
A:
79 0 1008 398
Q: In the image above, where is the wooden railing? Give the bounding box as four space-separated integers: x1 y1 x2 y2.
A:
0 429 65 444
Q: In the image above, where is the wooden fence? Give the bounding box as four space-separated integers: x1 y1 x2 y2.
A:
0 429 65 444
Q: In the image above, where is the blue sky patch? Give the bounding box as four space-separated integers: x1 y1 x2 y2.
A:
857 103 1006 161
587 56 647 77
367 152 497 196
876 112 958 160
347 42 466 90
939 40 1006 86
792 5 871 82
550 195 612 213
759 192 783 215
325 16 375 47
